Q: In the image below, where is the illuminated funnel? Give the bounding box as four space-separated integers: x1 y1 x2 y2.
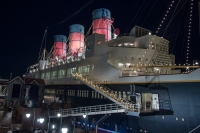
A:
53 35 67 60
92 8 113 42
69 24 84 56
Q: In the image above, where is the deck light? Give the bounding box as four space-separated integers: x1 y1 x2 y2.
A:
57 113 61 117
61 128 68 133
39 118 44 123
83 114 87 118
26 113 30 118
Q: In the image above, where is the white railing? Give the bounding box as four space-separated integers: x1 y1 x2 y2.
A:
50 103 140 118
72 73 140 113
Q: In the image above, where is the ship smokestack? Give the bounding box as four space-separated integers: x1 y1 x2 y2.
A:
92 8 113 42
53 35 67 60
69 24 85 57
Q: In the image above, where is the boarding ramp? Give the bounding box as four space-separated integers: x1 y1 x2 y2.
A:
50 103 139 118
72 73 140 116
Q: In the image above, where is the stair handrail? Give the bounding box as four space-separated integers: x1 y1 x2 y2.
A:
74 73 138 109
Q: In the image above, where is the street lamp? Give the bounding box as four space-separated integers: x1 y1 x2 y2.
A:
61 128 68 133
193 60 198 70
26 113 30 118
52 125 55 129
58 108 63 133
38 118 44 123
26 108 35 133
83 114 86 118
193 60 198 65
83 114 88 133
57 113 61 117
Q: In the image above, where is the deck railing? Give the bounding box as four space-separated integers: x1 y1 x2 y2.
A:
50 103 140 118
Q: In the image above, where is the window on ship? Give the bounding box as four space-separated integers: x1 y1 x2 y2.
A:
67 67 76 78
78 65 90 75
41 73 45 79
58 69 66 78
51 71 57 79
45 72 50 79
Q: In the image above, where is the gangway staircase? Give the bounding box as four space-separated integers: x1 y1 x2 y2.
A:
71 73 140 117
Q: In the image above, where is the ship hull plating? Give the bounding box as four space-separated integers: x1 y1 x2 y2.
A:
45 82 200 133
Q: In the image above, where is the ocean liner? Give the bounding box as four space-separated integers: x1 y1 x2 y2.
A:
5 3 200 133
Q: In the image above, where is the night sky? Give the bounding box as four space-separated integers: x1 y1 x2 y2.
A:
0 0 199 79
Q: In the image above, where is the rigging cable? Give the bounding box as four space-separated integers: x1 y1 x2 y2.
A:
125 0 146 33
185 0 194 65
155 0 175 35
162 0 181 37
141 0 158 27
160 0 181 68
158 0 187 35
44 26 48 48
49 0 94 28
37 28 47 63
179 1 190 64
170 1 187 54
134 0 151 25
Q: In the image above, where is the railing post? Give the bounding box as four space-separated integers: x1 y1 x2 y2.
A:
96 125 98 133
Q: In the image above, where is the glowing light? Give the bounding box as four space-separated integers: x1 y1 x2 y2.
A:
57 113 61 117
61 128 68 133
156 0 174 34
83 114 87 118
186 0 193 64
26 114 30 118
39 118 44 123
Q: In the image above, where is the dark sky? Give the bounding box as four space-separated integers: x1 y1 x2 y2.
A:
0 0 199 79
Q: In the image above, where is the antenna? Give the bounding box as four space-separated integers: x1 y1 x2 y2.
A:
114 28 120 36
198 1 200 34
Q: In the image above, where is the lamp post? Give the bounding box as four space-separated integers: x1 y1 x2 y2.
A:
68 116 76 133
47 108 51 132
26 108 35 132
26 109 45 132
58 107 62 133
26 113 30 118
83 114 88 133
33 108 35 132
193 60 198 70
72 118 76 133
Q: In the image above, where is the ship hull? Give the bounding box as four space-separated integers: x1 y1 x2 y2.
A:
45 81 200 133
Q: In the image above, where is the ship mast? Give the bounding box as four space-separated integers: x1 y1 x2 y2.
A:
198 1 200 34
